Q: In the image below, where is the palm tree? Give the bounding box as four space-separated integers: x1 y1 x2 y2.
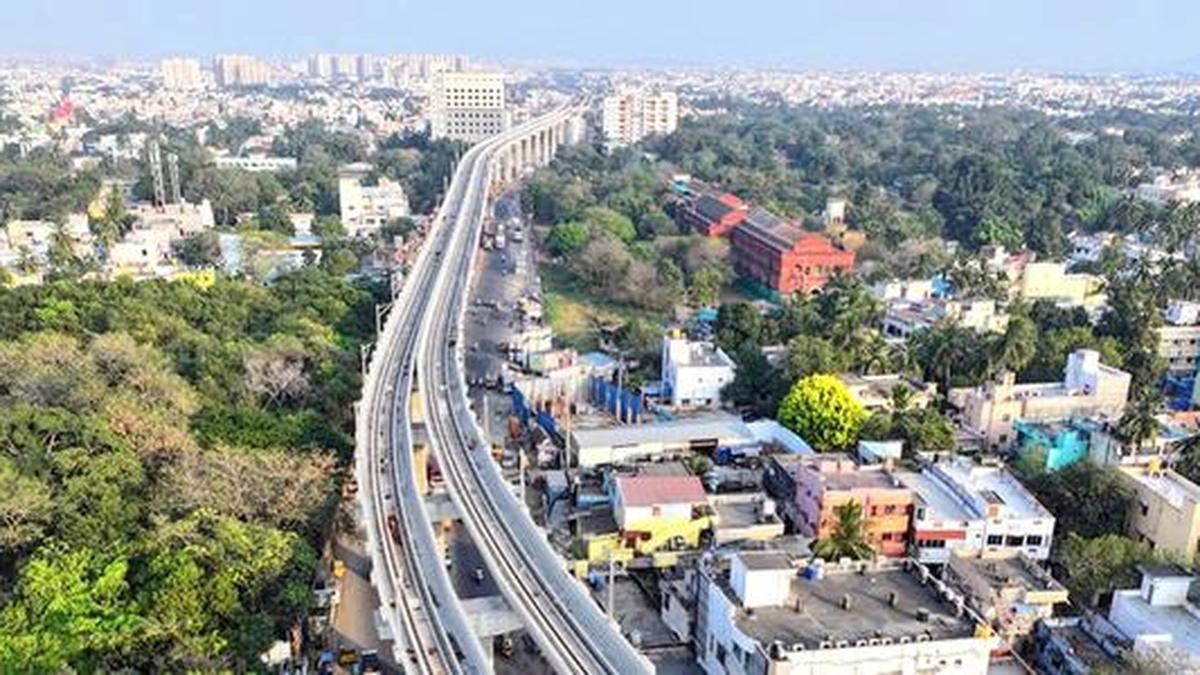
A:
812 501 874 561
1116 391 1161 455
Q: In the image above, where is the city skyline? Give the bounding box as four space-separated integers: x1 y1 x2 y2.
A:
5 0 1200 74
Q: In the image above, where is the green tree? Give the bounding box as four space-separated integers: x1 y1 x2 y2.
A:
812 501 874 561
0 459 52 552
777 374 866 452
1024 462 1133 538
785 335 843 380
582 206 637 243
546 221 589 256
1059 533 1160 607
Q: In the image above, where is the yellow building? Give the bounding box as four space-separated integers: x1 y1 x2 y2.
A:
1018 261 1106 310
1118 461 1200 563
582 475 713 565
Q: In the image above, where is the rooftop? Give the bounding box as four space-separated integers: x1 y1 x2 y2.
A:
930 458 1051 520
738 550 793 571
669 339 735 369
892 469 974 522
719 560 977 647
1118 465 1200 509
615 475 707 508
570 413 756 450
1111 588 1200 656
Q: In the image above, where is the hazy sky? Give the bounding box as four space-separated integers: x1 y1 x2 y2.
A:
4 0 1200 72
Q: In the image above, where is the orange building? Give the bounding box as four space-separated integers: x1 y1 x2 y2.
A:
766 454 914 557
729 209 855 295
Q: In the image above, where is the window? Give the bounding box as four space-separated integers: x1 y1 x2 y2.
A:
882 532 893 542
1006 535 1025 547
1026 535 1044 547
987 535 1003 546
1141 501 1150 516
885 504 896 515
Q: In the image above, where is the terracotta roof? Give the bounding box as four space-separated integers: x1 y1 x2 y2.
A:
615 475 707 507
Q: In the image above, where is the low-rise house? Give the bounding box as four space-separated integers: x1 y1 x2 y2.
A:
1016 261 1106 311
945 553 1069 645
1160 300 1200 376
764 454 913 557
894 458 1055 564
661 334 736 408
1108 565 1200 668
338 162 410 238
881 297 1008 342
952 349 1130 450
872 278 936 303
839 373 937 413
212 155 299 172
692 554 994 675
1117 462 1200 563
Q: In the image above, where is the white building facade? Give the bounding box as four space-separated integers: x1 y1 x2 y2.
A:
430 71 507 143
602 89 679 148
662 335 736 408
338 163 410 238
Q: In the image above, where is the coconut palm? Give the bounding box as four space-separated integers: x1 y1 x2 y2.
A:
812 501 874 561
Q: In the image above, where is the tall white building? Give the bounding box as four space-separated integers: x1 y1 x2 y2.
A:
602 89 679 148
338 163 410 238
430 71 507 143
160 58 204 89
661 334 736 408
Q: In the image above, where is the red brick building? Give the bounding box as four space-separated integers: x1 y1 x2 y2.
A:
675 192 748 237
730 209 855 295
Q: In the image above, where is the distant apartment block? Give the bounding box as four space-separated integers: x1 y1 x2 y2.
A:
601 89 678 148
661 334 736 408
894 457 1055 564
338 163 410 238
765 455 914 557
213 155 299 173
729 209 855 296
213 54 271 88
160 58 204 89
1118 461 1200 563
429 71 506 143
952 349 1131 449
674 192 748 237
691 553 994 675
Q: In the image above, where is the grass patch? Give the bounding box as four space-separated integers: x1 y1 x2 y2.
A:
539 262 669 348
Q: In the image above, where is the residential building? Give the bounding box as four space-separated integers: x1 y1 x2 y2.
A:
1136 170 1200 204
894 458 1055 564
429 71 506 143
873 278 937 303
838 373 937 413
160 58 203 89
882 298 1009 342
107 226 175 278
945 554 1069 645
1118 462 1200 563
5 219 57 258
612 474 709 533
567 414 758 468
128 200 216 237
601 89 678 148
1016 261 1106 310
729 209 855 296
661 334 736 408
213 54 271 88
675 192 748 237
693 554 994 675
338 163 410 238
212 155 298 172
1014 418 1112 472
764 454 914 557
1160 300 1200 376
952 349 1131 449
1030 614 1127 675
1108 565 1200 668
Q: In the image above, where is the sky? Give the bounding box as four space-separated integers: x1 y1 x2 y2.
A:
4 0 1200 73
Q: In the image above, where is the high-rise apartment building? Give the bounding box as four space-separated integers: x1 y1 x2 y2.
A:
160 58 203 89
601 89 679 148
307 54 334 79
213 55 271 88
429 71 506 143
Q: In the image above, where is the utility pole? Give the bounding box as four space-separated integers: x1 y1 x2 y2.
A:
607 553 616 620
